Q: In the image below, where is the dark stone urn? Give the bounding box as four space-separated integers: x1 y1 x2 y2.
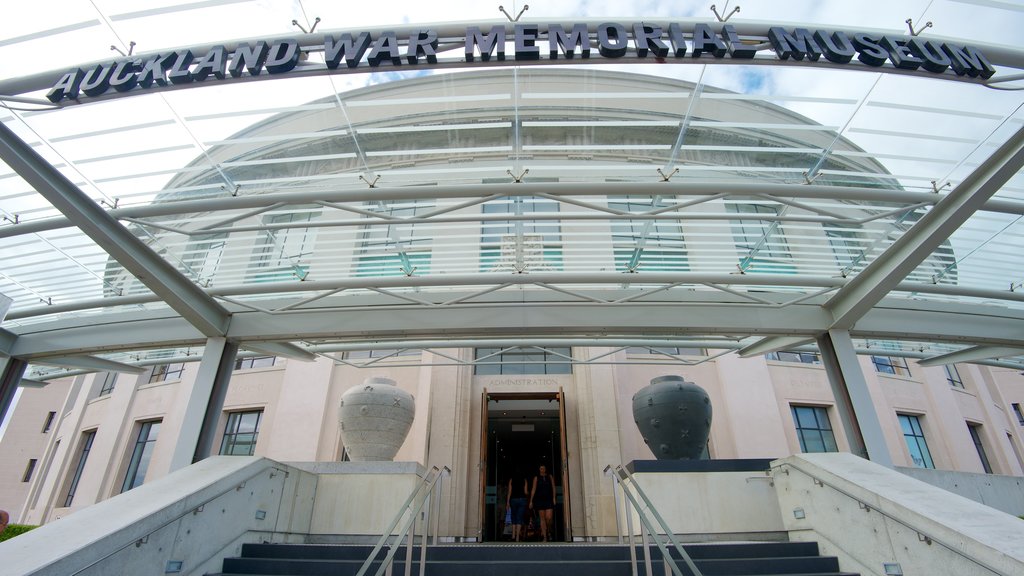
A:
632 375 712 460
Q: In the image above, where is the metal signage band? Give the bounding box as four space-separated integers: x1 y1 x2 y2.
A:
46 22 996 104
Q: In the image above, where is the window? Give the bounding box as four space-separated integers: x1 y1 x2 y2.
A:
968 424 993 474
22 459 37 482
121 421 161 492
480 196 562 271
98 372 117 396
248 209 319 282
234 356 276 370
220 411 263 456
898 414 934 468
608 197 688 272
626 347 705 356
64 430 96 507
791 406 838 453
1012 403 1024 426
728 203 795 274
473 347 573 375
823 222 865 271
344 349 421 360
355 200 432 277
41 411 56 433
872 356 911 377
182 232 227 285
944 364 964 388
148 363 185 383
767 351 821 364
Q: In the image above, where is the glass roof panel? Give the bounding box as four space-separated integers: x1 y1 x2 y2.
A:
1 0 1023 360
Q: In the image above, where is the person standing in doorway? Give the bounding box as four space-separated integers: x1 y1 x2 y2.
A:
506 468 529 542
529 464 556 542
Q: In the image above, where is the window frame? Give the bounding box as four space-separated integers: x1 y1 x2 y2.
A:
41 410 56 433
473 347 573 375
767 351 821 364
148 363 185 384
872 355 911 377
220 410 264 456
98 372 117 396
944 364 964 388
790 405 838 453
898 414 935 469
967 423 993 474
23 458 38 482
63 430 96 507
234 356 276 370
1011 403 1024 426
121 420 161 493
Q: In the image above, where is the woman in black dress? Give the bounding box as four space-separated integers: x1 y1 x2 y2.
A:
529 464 556 542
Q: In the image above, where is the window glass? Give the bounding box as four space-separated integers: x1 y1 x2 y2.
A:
898 414 934 468
791 405 837 453
149 363 185 383
64 430 96 507
98 372 117 396
872 356 911 377
968 424 993 474
234 356 276 370
944 365 964 388
473 347 572 375
121 421 161 492
220 410 263 456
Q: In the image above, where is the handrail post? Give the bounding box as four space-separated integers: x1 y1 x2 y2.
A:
607 465 623 544
432 468 446 545
622 476 638 576
641 523 654 576
357 466 443 576
419 491 430 576
404 513 415 576
618 465 702 576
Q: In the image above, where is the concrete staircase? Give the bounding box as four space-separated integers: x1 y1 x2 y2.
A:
209 541 860 576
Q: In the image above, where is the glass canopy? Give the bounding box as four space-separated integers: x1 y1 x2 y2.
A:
1 1 1023 376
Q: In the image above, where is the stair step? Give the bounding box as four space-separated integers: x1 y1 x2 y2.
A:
219 554 843 576
213 540 857 576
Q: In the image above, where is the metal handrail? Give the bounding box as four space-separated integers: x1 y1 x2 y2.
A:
605 464 704 576
774 462 1008 576
356 465 451 576
69 463 291 576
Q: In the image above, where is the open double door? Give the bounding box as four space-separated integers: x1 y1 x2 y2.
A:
479 389 571 541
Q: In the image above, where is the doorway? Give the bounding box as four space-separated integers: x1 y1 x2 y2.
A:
480 391 571 542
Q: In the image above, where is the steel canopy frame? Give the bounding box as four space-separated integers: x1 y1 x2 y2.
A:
739 122 1024 361
0 121 232 338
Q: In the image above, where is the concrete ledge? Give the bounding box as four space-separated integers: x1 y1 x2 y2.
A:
626 458 774 473
772 453 1024 576
0 457 316 576
897 466 1024 517
285 461 426 475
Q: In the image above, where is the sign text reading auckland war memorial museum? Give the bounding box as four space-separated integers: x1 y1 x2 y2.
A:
47 23 995 103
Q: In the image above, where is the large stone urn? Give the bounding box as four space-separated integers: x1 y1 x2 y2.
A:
632 375 712 460
339 376 415 461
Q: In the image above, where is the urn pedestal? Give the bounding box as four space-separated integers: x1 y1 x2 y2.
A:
339 376 415 461
632 375 712 460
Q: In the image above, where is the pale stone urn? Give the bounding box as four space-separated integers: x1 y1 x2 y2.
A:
632 375 712 460
339 376 415 461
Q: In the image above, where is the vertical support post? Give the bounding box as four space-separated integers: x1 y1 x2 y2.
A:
817 329 893 467
168 338 239 471
0 356 27 434
419 492 429 576
641 521 654 576
622 476 638 576
405 509 415 576
610 472 623 544
432 472 443 545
